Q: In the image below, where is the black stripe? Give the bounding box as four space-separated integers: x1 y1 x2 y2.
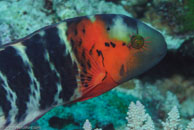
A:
24 33 59 110
43 27 78 102
96 14 138 33
0 46 31 122
0 77 11 124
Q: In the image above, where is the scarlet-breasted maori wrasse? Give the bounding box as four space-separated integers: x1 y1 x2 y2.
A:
0 14 167 129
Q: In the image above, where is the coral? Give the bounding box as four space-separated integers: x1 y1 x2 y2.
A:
35 89 137 129
117 80 164 102
83 101 194 130
0 0 53 41
163 91 180 112
180 0 194 33
118 78 194 128
151 74 194 118
181 97 194 118
118 80 181 112
83 120 102 130
52 0 132 21
161 31 185 50
0 23 13 45
0 0 132 46
186 119 194 130
162 106 183 130
83 120 92 130
126 101 155 130
32 77 193 130
121 0 151 18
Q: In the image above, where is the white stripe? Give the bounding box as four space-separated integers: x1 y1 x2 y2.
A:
0 72 18 127
11 43 42 126
0 114 5 129
0 106 5 129
57 22 83 101
4 109 47 130
44 50 63 105
57 22 79 65
54 83 63 105
57 21 85 101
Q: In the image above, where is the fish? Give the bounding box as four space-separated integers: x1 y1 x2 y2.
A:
0 14 167 129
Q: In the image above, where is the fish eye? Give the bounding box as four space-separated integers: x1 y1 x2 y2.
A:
130 35 144 49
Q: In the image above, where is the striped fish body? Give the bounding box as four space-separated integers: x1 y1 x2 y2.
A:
0 14 167 129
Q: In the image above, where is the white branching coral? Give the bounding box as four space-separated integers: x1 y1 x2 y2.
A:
125 101 155 130
162 106 183 130
83 101 194 130
186 118 194 130
83 119 102 130
83 120 92 130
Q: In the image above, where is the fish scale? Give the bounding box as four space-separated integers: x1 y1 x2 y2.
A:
0 14 167 129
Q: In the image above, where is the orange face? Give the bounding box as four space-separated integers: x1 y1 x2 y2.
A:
65 14 166 101
67 14 166 85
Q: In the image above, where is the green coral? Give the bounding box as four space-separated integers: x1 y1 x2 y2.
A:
181 0 194 32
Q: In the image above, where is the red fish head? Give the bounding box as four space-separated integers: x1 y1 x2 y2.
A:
66 14 167 102
99 15 167 84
